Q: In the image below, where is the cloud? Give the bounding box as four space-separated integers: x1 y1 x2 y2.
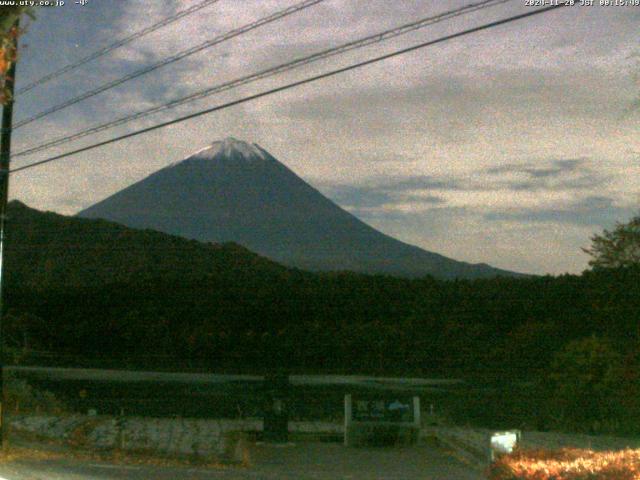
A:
348 195 636 275
484 159 583 178
480 158 608 192
326 183 445 210
322 157 609 213
483 196 637 227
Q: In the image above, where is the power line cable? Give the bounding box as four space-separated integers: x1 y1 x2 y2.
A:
16 0 222 96
10 3 570 175
14 0 511 160
12 0 326 129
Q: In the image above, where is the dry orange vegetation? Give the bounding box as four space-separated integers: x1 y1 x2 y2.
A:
0 24 19 104
487 448 640 480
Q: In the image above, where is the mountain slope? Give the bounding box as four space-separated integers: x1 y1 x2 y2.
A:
78 137 521 279
5 200 289 289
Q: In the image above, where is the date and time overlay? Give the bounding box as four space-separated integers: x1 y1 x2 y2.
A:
2 0 639 8
526 0 639 6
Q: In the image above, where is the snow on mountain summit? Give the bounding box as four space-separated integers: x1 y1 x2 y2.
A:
197 137 267 161
167 137 268 169
210 137 267 160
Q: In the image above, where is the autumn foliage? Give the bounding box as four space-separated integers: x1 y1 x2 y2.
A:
0 24 19 103
0 6 32 104
487 448 640 480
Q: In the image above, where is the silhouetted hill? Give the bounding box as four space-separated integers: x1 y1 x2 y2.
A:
5 199 290 289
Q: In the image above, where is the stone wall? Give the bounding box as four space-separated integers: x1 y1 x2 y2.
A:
9 414 345 461
10 414 260 461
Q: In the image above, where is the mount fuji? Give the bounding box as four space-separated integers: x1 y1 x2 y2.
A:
78 138 520 279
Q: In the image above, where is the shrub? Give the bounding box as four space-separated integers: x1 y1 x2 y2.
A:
5 373 65 414
487 448 640 480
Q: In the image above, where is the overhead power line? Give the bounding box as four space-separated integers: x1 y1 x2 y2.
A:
12 0 326 130
16 0 222 96
10 3 570 175
14 0 512 160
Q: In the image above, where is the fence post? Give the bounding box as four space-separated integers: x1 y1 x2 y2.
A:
344 394 352 446
116 407 126 450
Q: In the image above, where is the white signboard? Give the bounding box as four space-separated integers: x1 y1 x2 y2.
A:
490 430 521 461
344 394 420 446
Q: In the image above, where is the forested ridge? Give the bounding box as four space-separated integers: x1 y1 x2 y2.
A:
4 200 639 380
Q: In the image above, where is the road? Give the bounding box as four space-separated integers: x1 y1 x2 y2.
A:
0 442 484 479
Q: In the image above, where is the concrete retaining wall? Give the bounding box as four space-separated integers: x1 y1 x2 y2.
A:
10 414 638 466
9 414 345 461
10 415 260 461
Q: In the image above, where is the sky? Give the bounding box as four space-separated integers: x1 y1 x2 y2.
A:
8 0 639 275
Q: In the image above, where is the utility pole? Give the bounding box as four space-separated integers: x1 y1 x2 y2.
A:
0 19 20 449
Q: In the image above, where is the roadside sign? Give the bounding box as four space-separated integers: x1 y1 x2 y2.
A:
344 394 420 446
352 397 415 423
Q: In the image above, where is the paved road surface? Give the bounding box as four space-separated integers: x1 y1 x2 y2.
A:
0 442 484 479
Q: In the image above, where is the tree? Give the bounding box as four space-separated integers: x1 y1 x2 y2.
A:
583 214 640 269
542 336 624 433
0 7 26 33
0 6 33 104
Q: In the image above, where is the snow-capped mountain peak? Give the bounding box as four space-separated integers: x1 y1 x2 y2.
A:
78 138 521 279
208 137 267 161
167 137 267 169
